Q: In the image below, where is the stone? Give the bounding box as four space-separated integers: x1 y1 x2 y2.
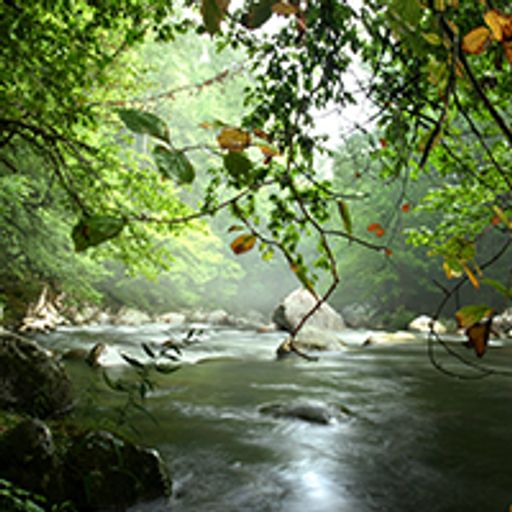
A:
364 330 417 345
206 309 230 325
408 315 446 334
0 421 172 512
155 311 186 325
494 308 512 338
259 401 351 425
0 418 63 502
114 307 152 325
272 288 345 332
0 332 73 418
63 430 171 510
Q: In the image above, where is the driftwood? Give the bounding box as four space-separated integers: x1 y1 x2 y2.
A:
19 286 67 333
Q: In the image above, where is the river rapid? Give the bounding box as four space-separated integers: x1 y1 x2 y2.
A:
37 323 512 512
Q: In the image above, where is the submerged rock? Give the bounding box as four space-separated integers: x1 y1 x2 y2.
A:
60 342 106 368
259 401 351 425
0 332 73 418
272 288 345 332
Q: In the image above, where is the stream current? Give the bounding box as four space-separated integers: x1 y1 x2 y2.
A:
37 323 512 512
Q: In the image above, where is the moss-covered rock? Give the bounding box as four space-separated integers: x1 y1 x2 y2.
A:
63 430 171 510
0 420 171 511
0 333 73 418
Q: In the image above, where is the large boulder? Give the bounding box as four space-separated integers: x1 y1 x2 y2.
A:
63 430 171 510
272 288 345 332
0 332 73 418
0 418 64 502
0 420 171 511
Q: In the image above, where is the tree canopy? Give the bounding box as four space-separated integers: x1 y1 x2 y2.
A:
1 0 510 353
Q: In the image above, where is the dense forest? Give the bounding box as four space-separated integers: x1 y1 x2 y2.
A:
1 0 510 331
1 1 511 509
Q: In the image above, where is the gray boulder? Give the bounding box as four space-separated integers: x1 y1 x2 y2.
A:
0 332 73 418
272 288 345 332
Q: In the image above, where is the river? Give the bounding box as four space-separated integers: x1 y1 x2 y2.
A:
37 323 512 512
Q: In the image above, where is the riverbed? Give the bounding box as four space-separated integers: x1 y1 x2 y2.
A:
37 324 512 511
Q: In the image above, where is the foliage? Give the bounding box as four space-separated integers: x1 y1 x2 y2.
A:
1 0 511 362
0 479 45 512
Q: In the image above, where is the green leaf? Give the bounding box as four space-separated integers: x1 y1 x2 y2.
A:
337 200 352 237
152 146 195 184
482 278 512 298
117 108 170 143
72 216 126 252
201 0 230 35
223 151 253 181
242 0 276 29
455 304 493 329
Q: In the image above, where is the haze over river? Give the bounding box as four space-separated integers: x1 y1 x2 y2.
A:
37 323 512 512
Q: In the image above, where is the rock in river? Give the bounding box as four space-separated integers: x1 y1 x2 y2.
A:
272 288 345 332
259 401 351 425
0 332 73 418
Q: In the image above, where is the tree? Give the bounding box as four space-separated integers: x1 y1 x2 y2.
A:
2 1 510 363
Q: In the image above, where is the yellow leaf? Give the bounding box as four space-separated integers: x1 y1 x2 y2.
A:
272 2 299 16
462 26 492 54
462 262 480 289
492 205 512 229
255 143 280 157
230 233 257 254
253 128 271 141
434 0 445 12
484 9 512 42
217 127 251 152
422 32 442 45
445 19 459 35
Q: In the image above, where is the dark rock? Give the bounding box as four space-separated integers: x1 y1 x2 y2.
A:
259 402 351 425
63 430 171 511
0 418 64 502
0 420 172 512
0 332 73 418
272 288 345 332
61 342 106 368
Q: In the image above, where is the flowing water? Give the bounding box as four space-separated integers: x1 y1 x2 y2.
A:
38 324 512 512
